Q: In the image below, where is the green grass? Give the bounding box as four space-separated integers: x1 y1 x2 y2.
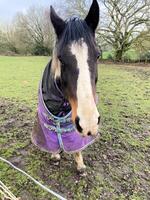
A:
0 56 150 200
0 56 49 108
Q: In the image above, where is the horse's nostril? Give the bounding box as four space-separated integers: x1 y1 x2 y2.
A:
87 131 91 136
98 116 101 125
75 116 83 133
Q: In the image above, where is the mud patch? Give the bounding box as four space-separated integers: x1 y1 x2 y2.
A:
0 98 33 165
0 99 33 134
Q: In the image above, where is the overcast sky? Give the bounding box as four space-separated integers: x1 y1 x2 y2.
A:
0 0 62 23
0 0 103 24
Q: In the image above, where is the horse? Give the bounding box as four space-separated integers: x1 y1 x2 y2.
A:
32 0 101 172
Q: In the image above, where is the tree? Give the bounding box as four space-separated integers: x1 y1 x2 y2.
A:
64 0 90 18
12 6 55 55
0 24 17 54
0 28 5 53
64 0 149 61
133 30 150 62
99 0 149 61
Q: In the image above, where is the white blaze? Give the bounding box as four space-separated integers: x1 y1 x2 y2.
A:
71 40 99 136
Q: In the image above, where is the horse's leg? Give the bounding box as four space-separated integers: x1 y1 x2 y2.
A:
73 152 86 171
51 153 61 160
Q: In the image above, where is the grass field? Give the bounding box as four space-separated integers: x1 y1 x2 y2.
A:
0 56 150 200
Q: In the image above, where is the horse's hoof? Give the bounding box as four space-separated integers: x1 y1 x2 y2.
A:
77 165 87 176
51 153 61 161
77 169 87 177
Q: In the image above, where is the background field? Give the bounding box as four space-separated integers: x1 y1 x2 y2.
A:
0 56 150 200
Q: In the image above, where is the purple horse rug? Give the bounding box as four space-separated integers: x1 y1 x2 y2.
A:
31 80 99 154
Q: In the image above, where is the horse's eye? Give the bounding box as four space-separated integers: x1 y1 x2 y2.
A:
58 56 64 65
95 76 98 84
97 52 101 59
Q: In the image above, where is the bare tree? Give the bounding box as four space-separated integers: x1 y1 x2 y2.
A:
64 0 91 17
6 25 19 53
99 0 150 61
13 6 54 55
64 0 149 61
0 24 18 54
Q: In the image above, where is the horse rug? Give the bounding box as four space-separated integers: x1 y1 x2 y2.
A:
31 73 99 154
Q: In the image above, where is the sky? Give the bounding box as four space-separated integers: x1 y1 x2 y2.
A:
0 0 104 24
0 0 61 23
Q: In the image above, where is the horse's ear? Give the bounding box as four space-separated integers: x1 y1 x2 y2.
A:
50 6 66 38
85 0 99 33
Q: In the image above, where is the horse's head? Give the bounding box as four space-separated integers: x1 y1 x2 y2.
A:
50 0 100 136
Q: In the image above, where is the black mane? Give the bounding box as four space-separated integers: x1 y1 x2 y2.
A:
58 17 95 49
